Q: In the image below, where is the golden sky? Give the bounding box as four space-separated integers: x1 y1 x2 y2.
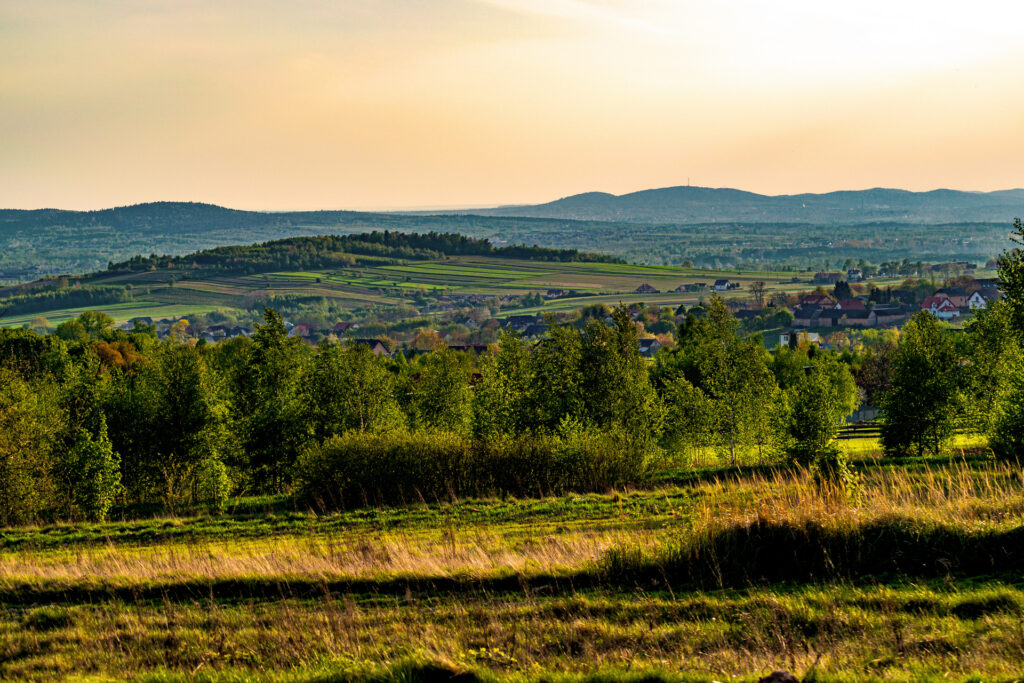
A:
2 0 1023 210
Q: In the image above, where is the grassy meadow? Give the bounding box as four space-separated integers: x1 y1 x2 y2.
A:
4 436 1024 682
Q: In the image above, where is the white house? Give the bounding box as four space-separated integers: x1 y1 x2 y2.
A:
968 288 1001 310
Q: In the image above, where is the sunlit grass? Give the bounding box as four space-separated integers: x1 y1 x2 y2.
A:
3 450 1024 681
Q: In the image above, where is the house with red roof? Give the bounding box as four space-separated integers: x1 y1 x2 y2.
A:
834 299 867 311
921 295 960 321
800 294 832 307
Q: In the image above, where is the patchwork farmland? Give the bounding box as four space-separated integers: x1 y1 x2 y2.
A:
0 254 901 327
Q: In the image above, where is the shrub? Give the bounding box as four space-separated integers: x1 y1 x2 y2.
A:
989 348 1024 461
197 456 231 513
293 428 651 509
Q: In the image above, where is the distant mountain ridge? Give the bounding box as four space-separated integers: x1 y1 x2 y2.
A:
455 186 1024 224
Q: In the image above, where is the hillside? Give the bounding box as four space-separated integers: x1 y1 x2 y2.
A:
0 203 621 282
0 232 810 328
2 193 1021 284
465 186 1024 224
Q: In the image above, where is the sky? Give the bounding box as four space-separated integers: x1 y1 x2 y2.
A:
2 0 1024 210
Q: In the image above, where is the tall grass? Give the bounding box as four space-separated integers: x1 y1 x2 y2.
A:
6 459 1024 680
602 460 1024 588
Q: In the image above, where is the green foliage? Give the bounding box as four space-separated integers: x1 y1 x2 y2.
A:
472 333 533 439
997 217 1024 334
786 354 859 466
685 297 780 463
65 419 121 522
881 312 961 458
579 309 664 448
660 376 717 457
989 343 1024 461
0 285 132 318
106 231 622 275
0 368 59 525
0 327 71 378
231 308 307 491
196 456 231 512
527 322 585 430
305 341 404 438
105 340 229 506
962 302 1016 433
410 345 473 434
811 448 860 499
294 427 650 508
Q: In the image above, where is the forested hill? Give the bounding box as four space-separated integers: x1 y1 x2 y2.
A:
454 186 1024 224
2 197 1021 283
104 231 622 276
0 201 609 236
0 202 630 282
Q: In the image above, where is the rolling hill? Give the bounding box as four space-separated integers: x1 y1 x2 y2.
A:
2 186 1022 283
461 186 1024 224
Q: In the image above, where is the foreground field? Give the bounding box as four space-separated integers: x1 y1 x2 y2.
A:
3 441 1024 682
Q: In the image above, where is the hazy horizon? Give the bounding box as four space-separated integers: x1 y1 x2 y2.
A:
4 1 1024 210
6 183 1024 215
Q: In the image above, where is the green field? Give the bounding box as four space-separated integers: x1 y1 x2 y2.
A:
0 302 224 328
4 436 1024 682
0 254 924 328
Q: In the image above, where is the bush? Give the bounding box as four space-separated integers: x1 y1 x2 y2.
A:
197 456 231 512
811 447 859 499
293 427 651 509
989 348 1024 461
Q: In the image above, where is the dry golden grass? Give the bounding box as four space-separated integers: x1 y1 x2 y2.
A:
6 456 1024 681
695 459 1024 532
0 527 659 587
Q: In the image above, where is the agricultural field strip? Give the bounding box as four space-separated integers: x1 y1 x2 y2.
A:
0 303 223 327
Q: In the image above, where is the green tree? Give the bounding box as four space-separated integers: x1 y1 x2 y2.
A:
962 302 1016 433
232 308 306 491
410 345 472 433
661 376 717 458
881 312 960 457
527 321 584 431
660 297 780 464
832 280 852 301
997 218 1024 334
579 308 663 445
989 342 1024 460
54 318 90 345
473 333 533 438
77 310 115 338
306 341 404 438
0 368 60 525
106 342 230 506
691 298 780 464
66 418 121 521
786 354 859 466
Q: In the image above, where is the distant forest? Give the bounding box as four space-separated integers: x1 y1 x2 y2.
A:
105 231 622 274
